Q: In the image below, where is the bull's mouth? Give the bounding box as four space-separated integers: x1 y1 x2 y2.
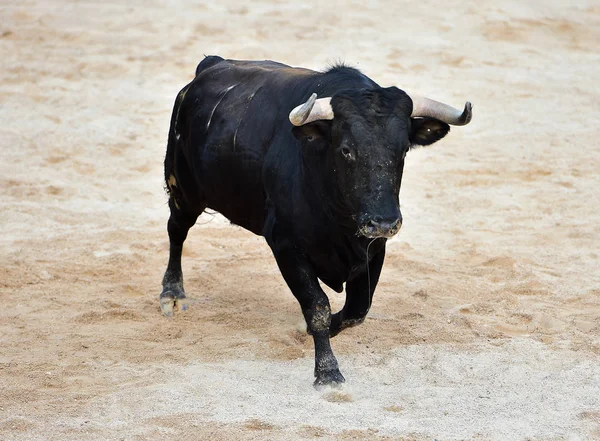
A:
358 223 401 239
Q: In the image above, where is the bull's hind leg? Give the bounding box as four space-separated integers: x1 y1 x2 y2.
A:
159 197 203 316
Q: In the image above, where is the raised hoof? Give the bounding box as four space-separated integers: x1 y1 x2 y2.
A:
329 313 342 338
330 314 365 338
159 290 187 317
314 369 346 389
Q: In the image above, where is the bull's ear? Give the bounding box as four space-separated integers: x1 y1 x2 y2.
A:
409 117 450 146
292 121 331 148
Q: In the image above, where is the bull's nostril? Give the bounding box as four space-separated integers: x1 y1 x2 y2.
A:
387 217 402 233
362 215 402 238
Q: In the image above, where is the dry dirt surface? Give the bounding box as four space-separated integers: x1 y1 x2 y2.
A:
1 0 600 440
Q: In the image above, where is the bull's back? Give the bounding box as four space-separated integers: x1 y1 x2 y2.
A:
171 58 315 235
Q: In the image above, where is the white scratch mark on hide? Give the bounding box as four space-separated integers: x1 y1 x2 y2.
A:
233 126 239 151
232 92 256 151
206 84 238 131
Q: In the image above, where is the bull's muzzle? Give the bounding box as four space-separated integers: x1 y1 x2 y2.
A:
359 215 402 239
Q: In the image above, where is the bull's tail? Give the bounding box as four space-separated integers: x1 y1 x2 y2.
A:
164 55 224 200
163 83 190 198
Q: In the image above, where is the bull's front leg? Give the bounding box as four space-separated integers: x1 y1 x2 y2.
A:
330 244 385 337
272 245 345 388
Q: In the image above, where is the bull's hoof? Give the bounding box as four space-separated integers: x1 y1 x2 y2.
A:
314 369 346 389
159 289 188 317
330 313 367 338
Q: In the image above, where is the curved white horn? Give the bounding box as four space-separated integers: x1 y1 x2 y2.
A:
408 94 473 126
289 93 334 126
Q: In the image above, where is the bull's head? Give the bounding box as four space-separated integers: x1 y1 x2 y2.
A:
290 88 472 239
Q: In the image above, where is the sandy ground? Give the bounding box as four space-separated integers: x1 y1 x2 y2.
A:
1 0 600 440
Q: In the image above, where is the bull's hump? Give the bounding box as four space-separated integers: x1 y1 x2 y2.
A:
220 59 317 78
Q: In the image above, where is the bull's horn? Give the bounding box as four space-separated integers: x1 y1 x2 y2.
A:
289 93 334 126
408 94 473 126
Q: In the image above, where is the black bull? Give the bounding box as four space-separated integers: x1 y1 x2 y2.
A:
159 55 472 387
